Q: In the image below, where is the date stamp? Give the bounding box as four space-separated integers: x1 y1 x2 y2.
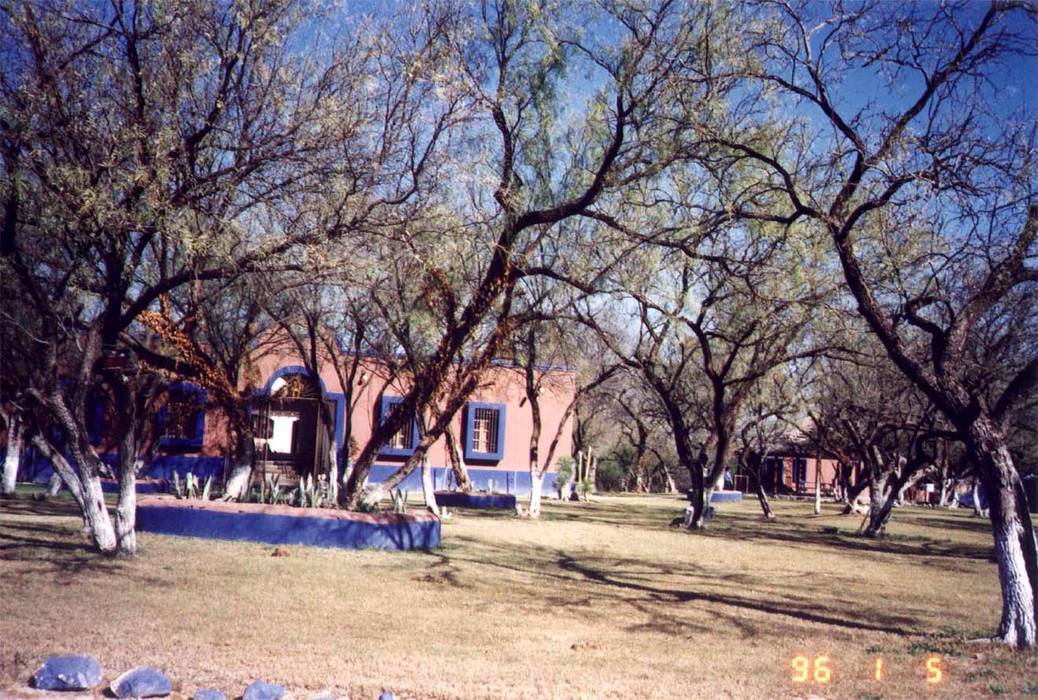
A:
789 654 944 686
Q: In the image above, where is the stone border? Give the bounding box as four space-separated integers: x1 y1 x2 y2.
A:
136 497 440 550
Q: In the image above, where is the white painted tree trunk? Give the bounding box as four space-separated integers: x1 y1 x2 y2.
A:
968 417 1037 648
992 502 1037 647
47 472 63 497
81 473 116 554
115 465 137 555
222 434 255 501
421 455 439 516
814 464 822 515
2 416 24 496
529 467 544 519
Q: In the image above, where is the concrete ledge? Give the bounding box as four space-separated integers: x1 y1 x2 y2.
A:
433 491 517 510
136 497 440 550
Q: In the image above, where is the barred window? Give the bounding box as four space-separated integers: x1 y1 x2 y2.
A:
163 394 196 440
472 408 499 454
379 396 417 456
159 383 206 449
464 402 505 461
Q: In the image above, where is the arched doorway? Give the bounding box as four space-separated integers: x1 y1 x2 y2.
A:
254 371 334 486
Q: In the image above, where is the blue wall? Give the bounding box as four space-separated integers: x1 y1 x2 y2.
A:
137 503 440 550
18 449 224 484
366 464 557 496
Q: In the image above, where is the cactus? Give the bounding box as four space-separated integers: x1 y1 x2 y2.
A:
172 471 183 499
201 475 212 501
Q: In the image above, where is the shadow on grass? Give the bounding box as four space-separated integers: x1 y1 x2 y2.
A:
434 534 921 640
709 515 993 568
0 494 83 518
0 510 134 579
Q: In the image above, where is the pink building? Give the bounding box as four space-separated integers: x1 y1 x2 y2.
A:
759 441 845 497
48 336 577 497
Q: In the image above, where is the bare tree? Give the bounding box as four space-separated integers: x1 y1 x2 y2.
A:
720 1 1038 645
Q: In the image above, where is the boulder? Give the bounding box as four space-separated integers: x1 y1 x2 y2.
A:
242 680 288 700
192 690 226 700
110 666 173 698
32 655 103 691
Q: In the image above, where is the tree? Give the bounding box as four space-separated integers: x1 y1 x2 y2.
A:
338 0 726 509
721 1 1038 645
0 0 384 553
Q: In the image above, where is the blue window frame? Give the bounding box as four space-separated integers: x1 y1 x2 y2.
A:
378 395 420 458
158 382 207 450
794 458 808 486
463 402 506 462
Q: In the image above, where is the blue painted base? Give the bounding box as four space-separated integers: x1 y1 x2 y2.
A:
136 499 440 550
710 490 743 503
20 449 223 484
433 491 517 509
100 479 169 494
369 465 557 497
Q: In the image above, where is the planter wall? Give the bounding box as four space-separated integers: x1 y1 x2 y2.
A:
136 497 440 550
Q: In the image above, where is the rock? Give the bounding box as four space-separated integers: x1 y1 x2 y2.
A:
378 693 395 700
243 680 288 700
110 666 173 698
192 690 226 700
32 655 103 691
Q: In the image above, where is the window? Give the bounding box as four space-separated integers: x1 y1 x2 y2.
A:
463 402 506 462
794 458 808 486
378 395 419 457
158 383 207 449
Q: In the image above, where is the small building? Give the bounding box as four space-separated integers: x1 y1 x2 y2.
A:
759 439 845 497
18 335 577 497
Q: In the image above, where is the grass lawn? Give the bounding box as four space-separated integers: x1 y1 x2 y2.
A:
1 491 1035 699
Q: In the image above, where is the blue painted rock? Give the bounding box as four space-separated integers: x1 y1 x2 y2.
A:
110 666 172 698
192 690 226 700
242 680 288 700
378 693 395 700
32 655 103 691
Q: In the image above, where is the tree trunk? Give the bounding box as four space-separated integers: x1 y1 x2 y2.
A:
864 471 892 537
814 465 822 515
444 424 473 492
973 480 985 517
969 419 1037 648
115 463 137 555
81 473 116 553
47 472 63 497
841 477 870 514
2 414 24 496
31 434 116 553
222 432 255 501
529 465 545 518
421 454 439 516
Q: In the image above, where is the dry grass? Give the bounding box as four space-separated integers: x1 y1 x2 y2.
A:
1 492 1035 699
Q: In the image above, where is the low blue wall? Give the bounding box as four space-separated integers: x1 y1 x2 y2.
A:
21 450 223 484
433 491 517 509
100 480 169 495
136 501 440 551
368 465 557 497
710 490 743 503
